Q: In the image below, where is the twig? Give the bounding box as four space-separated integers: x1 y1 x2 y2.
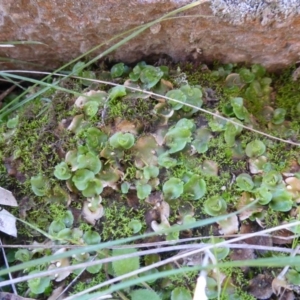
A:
0 84 17 107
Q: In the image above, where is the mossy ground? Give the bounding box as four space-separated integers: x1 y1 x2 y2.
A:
0 61 299 299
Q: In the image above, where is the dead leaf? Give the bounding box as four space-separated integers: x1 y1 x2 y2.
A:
272 277 290 296
248 273 273 299
230 242 255 272
240 221 273 254
217 215 239 235
0 209 17 237
0 187 18 207
237 192 262 220
47 286 64 300
272 228 293 245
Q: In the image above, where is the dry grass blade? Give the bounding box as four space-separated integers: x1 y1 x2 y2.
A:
0 239 17 295
193 252 210 300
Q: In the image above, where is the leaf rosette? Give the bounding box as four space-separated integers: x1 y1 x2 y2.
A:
54 162 72 180
203 196 227 216
109 132 135 150
245 140 266 158
163 177 184 200
72 169 95 191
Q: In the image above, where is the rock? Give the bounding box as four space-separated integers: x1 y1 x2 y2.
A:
1 0 300 71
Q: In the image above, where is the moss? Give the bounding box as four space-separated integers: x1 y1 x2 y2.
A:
273 68 300 121
100 201 146 241
263 207 282 228
69 269 106 295
163 270 197 293
107 96 156 129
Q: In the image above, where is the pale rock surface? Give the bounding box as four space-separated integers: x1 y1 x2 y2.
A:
1 0 300 71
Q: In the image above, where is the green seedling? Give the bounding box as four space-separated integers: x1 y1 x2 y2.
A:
108 85 126 101
251 64 266 78
239 68 255 83
171 287 192 300
180 84 203 114
6 115 19 129
245 140 266 158
121 181 130 194
72 61 96 86
85 127 108 153
30 174 49 196
128 219 142 233
28 272 51 295
245 80 263 100
209 237 230 260
83 231 101 245
136 181 152 200
140 65 164 89
72 169 95 191
77 152 102 174
183 174 206 200
254 186 272 205
203 195 227 216
61 210 74 228
224 118 243 146
83 101 99 118
261 170 284 189
129 61 147 81
163 177 184 200
192 127 212 154
235 173 254 192
165 125 192 153
15 249 32 262
131 289 161 300
112 248 140 276
230 97 249 121
49 220 66 236
110 62 128 78
287 269 300 285
109 132 135 150
165 89 187 110
269 188 293 212
54 162 72 180
272 108 286 125
56 228 72 241
176 118 195 130
143 165 159 180
205 277 218 299
158 151 177 168
86 257 103 274
82 177 103 197
208 114 227 132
